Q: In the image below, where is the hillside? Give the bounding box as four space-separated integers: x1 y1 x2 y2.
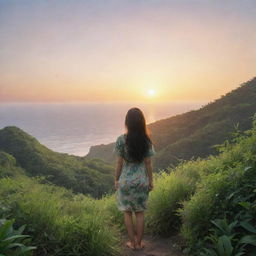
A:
0 126 115 198
0 115 255 256
86 77 256 170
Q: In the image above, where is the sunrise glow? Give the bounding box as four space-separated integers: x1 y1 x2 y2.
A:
147 89 156 97
0 1 255 103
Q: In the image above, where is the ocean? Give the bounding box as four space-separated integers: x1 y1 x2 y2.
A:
0 102 205 156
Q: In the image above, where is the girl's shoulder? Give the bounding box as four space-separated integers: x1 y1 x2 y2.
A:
119 133 127 139
116 133 126 144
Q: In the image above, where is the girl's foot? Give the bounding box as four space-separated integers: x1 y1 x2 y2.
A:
135 240 145 250
126 241 136 250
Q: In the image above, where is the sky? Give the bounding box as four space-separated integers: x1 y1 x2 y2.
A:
0 0 255 103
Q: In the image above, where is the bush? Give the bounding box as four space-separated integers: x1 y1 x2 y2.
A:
179 117 256 254
0 218 36 256
145 160 201 235
0 176 121 256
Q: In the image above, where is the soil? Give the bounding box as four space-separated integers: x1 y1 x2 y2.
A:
121 234 185 256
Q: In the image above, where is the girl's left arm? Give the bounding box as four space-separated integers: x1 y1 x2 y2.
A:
114 156 124 190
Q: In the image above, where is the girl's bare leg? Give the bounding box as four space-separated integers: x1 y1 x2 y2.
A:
135 211 145 249
124 211 135 249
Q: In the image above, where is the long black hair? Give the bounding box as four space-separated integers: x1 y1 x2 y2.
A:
124 107 153 163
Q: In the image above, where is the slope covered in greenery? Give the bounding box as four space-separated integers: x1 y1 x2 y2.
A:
146 115 256 255
1 117 255 256
0 178 121 256
0 150 122 255
1 77 256 255
86 77 256 171
0 126 115 198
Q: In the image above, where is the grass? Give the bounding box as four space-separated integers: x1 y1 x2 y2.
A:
0 175 121 256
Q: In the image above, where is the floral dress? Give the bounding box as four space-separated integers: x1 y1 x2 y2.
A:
113 134 156 212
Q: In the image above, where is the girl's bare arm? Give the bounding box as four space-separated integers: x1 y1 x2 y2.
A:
115 156 124 180
114 156 124 189
144 157 153 190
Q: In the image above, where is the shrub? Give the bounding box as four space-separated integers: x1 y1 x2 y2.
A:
0 218 36 256
179 117 256 254
0 176 121 256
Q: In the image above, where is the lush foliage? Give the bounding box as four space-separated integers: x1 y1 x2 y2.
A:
0 80 256 255
0 118 255 255
0 126 115 198
0 217 36 256
144 115 256 255
180 118 256 254
0 175 122 256
145 162 200 235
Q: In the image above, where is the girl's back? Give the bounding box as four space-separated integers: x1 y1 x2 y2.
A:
114 132 155 212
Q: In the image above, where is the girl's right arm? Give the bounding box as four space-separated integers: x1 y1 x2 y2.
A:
144 157 153 191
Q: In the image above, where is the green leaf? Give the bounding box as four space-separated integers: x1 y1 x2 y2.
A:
0 219 15 240
6 242 24 248
238 201 251 210
217 235 233 255
17 224 26 235
20 246 37 253
201 248 218 256
3 234 30 242
239 235 256 246
244 166 253 171
240 221 256 234
211 219 226 234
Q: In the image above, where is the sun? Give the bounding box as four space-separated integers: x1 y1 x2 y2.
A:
147 89 156 97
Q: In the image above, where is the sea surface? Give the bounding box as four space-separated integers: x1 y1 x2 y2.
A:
0 102 206 156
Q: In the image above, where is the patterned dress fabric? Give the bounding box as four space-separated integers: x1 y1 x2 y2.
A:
113 134 156 212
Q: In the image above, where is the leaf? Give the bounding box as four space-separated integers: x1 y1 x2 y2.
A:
239 235 256 246
244 166 253 171
238 201 251 210
201 248 218 256
217 235 233 255
211 219 227 234
20 246 37 253
234 253 245 256
0 219 15 240
6 242 24 248
227 191 237 200
3 234 30 241
229 221 238 231
240 221 256 234
17 224 26 235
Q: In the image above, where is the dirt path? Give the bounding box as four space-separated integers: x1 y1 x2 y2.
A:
121 234 184 256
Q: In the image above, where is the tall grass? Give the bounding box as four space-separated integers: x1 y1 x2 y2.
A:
179 119 256 252
1 117 256 255
0 175 121 256
145 116 256 254
145 157 207 235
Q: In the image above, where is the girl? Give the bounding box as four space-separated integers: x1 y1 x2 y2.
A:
113 107 155 250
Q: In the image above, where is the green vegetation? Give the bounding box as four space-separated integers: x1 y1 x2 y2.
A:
0 126 123 255
0 79 255 255
1 116 255 255
0 175 122 256
0 126 115 198
0 151 25 178
0 218 36 256
86 77 256 171
144 114 256 255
